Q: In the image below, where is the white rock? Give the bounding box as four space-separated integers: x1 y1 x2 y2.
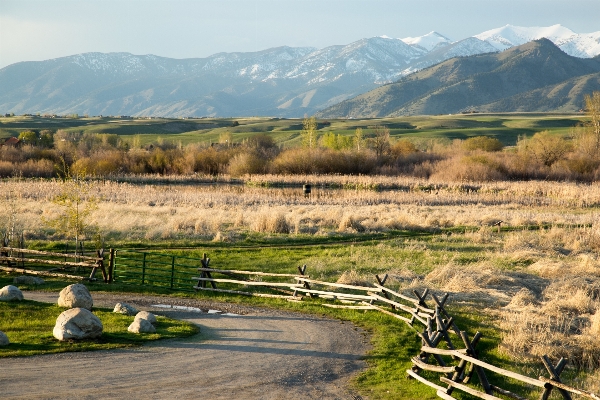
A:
13 276 45 285
0 331 9 346
57 284 93 310
134 311 157 326
53 308 103 341
0 285 23 301
128 318 156 334
113 302 138 316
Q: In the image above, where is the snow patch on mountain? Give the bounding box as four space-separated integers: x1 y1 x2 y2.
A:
474 24 600 57
401 32 452 52
475 24 576 50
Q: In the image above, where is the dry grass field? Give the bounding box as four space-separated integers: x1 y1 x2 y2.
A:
2 174 600 392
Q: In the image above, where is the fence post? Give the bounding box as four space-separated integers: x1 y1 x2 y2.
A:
142 252 147 285
170 255 175 289
109 248 115 283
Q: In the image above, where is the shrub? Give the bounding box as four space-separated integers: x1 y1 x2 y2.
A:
463 136 504 152
518 131 571 167
253 213 290 234
228 152 267 176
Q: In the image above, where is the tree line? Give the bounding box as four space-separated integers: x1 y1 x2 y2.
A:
2 92 600 182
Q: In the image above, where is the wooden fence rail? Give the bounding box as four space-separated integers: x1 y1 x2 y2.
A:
0 246 107 282
7 247 597 399
189 261 599 400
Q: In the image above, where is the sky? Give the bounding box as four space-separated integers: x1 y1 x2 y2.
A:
1 0 599 69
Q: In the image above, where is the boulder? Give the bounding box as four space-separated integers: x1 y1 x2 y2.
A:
57 284 93 310
53 308 103 341
0 331 9 346
128 318 156 334
13 276 45 285
0 285 23 301
113 302 138 316
134 311 157 326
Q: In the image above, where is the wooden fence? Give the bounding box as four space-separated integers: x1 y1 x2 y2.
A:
191 260 600 400
0 246 107 282
4 245 598 399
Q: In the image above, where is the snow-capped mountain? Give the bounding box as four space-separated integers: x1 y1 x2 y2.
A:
1 24 600 118
401 32 452 52
475 24 600 58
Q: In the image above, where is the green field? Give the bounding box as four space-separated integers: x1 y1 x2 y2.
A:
0 113 587 148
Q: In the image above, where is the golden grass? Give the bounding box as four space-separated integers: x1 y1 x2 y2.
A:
3 174 600 385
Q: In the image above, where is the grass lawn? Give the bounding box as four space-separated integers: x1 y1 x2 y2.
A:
0 299 198 357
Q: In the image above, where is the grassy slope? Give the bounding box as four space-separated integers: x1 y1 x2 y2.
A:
0 113 588 148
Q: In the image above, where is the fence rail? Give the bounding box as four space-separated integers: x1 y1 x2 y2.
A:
0 246 106 281
6 246 599 399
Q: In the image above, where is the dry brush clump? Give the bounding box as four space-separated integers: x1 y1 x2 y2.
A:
500 265 600 371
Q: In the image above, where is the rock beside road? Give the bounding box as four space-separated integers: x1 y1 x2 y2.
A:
58 284 93 310
53 308 103 341
13 275 45 285
0 285 23 301
135 311 157 325
128 318 156 333
114 302 138 316
0 331 9 346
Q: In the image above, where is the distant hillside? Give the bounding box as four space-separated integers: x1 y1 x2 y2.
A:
317 39 600 118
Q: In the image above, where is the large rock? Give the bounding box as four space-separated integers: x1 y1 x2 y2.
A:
128 318 156 334
0 331 9 346
13 276 45 285
0 285 23 301
53 308 103 341
113 302 138 316
134 311 157 326
57 284 93 310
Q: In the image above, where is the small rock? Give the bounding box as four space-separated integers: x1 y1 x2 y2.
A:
0 331 9 346
53 308 103 341
113 302 138 316
128 318 156 334
0 285 23 301
13 276 45 285
57 284 93 310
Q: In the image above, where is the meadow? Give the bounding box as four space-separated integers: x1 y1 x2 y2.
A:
1 174 599 396
1 111 599 397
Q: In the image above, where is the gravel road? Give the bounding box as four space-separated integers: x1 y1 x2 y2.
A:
1 291 370 400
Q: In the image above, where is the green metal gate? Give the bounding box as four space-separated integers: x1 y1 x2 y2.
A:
112 249 201 292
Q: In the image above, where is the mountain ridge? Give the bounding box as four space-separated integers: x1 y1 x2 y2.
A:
316 39 600 118
2 24 600 117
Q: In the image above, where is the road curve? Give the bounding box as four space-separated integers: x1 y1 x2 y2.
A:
1 292 369 400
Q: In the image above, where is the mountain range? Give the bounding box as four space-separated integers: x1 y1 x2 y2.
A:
317 39 600 118
1 24 600 118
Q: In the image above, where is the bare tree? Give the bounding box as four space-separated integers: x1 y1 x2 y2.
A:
372 125 391 159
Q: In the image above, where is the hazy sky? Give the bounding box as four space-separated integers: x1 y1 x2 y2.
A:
1 0 599 68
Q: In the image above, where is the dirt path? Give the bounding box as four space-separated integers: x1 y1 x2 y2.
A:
1 291 370 400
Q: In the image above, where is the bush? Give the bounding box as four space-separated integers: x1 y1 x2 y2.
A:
463 136 504 152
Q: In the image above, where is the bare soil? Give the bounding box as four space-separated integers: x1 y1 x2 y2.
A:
1 291 370 400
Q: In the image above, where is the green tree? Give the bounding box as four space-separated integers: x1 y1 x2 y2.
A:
18 130 38 145
301 117 318 149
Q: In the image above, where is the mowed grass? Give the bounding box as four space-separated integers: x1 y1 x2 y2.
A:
0 299 198 357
